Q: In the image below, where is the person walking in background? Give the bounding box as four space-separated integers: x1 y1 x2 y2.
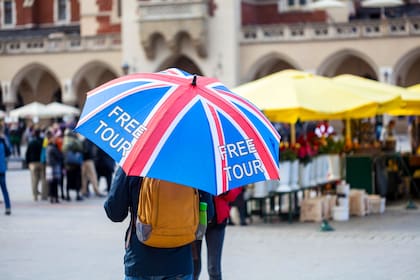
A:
52 127 66 200
228 186 248 226
380 119 397 151
192 188 242 280
80 137 104 197
0 123 11 215
9 123 22 157
104 167 198 279
62 129 83 201
94 146 115 193
45 130 63 204
25 128 48 201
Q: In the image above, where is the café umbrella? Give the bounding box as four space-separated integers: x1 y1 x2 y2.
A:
75 68 280 195
233 69 379 124
386 84 420 116
332 74 403 114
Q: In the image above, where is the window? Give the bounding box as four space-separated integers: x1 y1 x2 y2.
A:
3 0 14 26
278 0 311 12
55 0 70 23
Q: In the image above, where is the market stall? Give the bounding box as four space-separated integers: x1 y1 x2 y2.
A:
234 70 420 224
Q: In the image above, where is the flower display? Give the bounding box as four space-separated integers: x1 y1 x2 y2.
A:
317 135 345 154
279 141 298 162
296 134 318 164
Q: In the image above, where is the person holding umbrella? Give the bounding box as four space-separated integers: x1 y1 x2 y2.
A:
76 68 281 279
104 168 213 280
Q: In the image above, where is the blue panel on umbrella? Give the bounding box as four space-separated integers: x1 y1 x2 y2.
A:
76 86 172 163
80 80 152 120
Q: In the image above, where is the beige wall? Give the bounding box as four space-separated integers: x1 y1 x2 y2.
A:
239 37 420 84
79 0 100 36
122 0 240 88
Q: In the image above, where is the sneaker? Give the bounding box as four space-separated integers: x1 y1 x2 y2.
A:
5 208 11 215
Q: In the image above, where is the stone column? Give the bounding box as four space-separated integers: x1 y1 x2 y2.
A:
1 81 16 111
379 67 393 84
61 79 77 105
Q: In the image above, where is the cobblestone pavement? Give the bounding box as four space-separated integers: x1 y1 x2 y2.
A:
0 169 419 280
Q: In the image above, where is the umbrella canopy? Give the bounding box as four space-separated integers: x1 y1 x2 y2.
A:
407 84 420 93
75 68 280 195
332 74 403 114
387 84 420 116
361 0 403 8
306 0 346 10
45 102 80 117
9 102 49 118
233 70 378 124
361 0 404 19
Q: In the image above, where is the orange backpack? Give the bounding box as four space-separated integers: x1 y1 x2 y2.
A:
135 177 200 248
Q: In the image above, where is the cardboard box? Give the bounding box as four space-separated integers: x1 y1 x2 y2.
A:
349 189 367 216
300 197 324 222
368 195 386 214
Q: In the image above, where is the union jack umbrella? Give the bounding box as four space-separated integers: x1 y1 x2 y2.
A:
75 68 280 195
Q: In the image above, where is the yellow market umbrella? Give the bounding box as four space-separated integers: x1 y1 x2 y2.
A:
332 74 403 114
233 70 378 124
387 84 420 115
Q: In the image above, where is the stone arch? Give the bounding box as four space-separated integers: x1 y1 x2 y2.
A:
73 60 119 108
393 47 420 86
171 31 191 54
318 49 378 79
143 32 166 59
157 55 203 76
11 63 61 107
243 52 300 82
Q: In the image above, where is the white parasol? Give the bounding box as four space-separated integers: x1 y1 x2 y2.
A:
9 102 49 118
361 0 404 19
306 0 346 10
45 102 80 117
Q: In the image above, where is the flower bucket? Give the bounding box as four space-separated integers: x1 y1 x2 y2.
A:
316 155 329 184
299 162 312 188
253 181 268 198
290 160 300 190
279 161 291 188
326 154 341 181
310 159 317 186
266 179 280 193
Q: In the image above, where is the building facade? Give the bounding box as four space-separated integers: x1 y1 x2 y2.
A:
1 0 420 114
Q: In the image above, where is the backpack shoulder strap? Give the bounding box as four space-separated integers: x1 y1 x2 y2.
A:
125 176 143 249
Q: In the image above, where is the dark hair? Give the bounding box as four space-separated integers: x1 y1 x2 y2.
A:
46 130 54 139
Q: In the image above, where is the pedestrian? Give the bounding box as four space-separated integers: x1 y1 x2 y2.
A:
0 123 12 215
94 146 115 193
80 137 104 197
380 119 397 151
53 127 66 200
45 130 63 204
192 188 242 280
228 186 248 226
104 167 206 280
9 122 22 157
25 128 48 201
62 129 83 201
